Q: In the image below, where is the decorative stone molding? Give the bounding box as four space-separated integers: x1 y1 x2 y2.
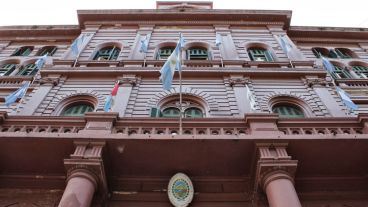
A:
80 112 119 133
229 76 249 87
305 77 327 88
245 113 283 135
63 141 108 198
39 76 60 86
254 143 298 192
118 74 137 86
358 113 368 134
0 111 8 123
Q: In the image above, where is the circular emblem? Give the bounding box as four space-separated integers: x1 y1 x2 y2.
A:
168 173 194 207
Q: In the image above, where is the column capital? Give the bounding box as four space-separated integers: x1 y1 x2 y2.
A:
64 141 108 198
229 75 249 87
304 76 327 88
118 74 138 86
254 143 298 192
39 76 60 86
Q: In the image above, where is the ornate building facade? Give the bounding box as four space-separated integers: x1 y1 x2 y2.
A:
0 1 367 206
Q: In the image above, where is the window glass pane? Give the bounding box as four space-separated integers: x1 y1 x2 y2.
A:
157 47 175 60
11 47 33 56
0 64 16 76
94 46 120 60
273 105 304 118
352 66 368 78
162 107 180 117
62 104 93 116
184 107 203 118
188 48 208 60
39 46 57 56
248 48 272 62
17 64 37 76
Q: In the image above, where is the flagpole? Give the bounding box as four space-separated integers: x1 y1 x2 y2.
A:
73 50 82 67
179 34 183 135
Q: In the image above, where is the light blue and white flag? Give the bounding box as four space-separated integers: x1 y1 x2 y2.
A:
5 81 31 107
279 35 292 55
336 86 358 110
215 33 222 46
103 95 113 112
71 34 86 56
159 34 185 90
35 54 48 70
139 35 149 53
321 56 335 74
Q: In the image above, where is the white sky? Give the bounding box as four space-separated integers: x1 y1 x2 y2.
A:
0 0 367 28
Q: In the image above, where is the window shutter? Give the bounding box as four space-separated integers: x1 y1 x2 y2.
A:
328 49 338 58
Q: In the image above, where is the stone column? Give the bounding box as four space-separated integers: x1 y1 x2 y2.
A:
263 171 301 207
255 143 301 207
59 141 108 207
58 169 97 207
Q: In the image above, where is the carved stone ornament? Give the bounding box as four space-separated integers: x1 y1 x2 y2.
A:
306 78 327 87
39 77 60 86
168 173 194 207
119 76 137 86
229 77 249 87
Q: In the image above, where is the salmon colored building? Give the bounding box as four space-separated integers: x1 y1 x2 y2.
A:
0 1 368 206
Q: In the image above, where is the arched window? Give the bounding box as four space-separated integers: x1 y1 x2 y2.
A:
61 103 94 116
162 107 180 117
332 65 351 79
351 64 368 79
93 46 120 61
37 46 57 56
11 46 34 56
272 104 304 118
187 47 209 60
248 47 273 62
157 47 175 60
0 63 17 76
17 63 38 76
184 107 203 118
335 48 356 59
312 47 338 58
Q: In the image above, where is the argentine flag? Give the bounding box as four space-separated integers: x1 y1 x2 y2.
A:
5 81 31 107
159 34 185 91
71 34 86 56
35 54 48 70
336 87 358 110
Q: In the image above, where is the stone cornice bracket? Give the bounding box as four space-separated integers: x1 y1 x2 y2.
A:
358 113 368 134
254 143 298 193
304 76 327 88
39 76 60 86
118 74 138 87
229 75 249 87
0 111 8 123
64 141 108 200
79 112 119 134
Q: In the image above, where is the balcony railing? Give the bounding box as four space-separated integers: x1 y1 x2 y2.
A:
0 112 367 139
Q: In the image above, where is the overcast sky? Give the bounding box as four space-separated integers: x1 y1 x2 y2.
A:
0 0 367 28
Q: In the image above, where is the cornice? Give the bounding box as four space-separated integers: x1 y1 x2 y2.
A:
0 25 80 40
288 26 368 40
77 9 291 29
